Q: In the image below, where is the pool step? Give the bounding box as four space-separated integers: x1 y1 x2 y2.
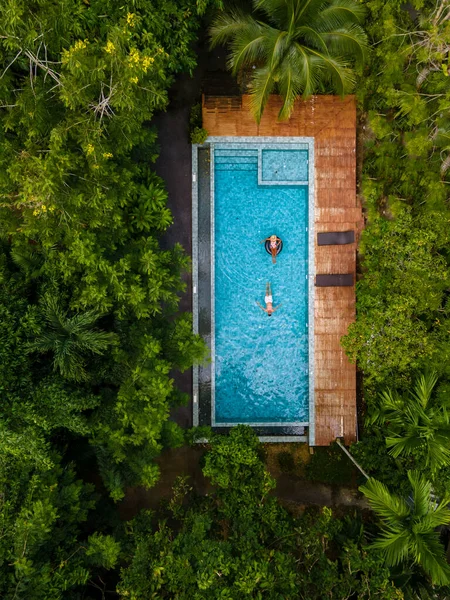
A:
215 149 258 158
215 156 257 164
215 150 258 172
215 163 257 172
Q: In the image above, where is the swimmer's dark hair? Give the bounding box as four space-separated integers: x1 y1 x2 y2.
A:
268 313 272 317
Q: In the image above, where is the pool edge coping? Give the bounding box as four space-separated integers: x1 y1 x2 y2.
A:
192 144 199 427
192 137 315 443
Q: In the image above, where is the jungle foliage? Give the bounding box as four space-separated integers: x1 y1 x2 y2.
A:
210 0 368 122
0 0 208 502
0 1 209 595
2 0 450 598
341 0 450 588
118 427 402 600
342 0 450 389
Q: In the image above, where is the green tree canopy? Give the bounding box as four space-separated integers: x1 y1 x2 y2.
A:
0 0 208 500
0 455 120 599
369 372 450 473
118 426 402 599
342 0 450 393
210 0 367 122
360 471 450 586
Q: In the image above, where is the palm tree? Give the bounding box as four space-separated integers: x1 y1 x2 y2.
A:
210 0 367 122
369 371 450 473
28 295 115 381
360 471 450 586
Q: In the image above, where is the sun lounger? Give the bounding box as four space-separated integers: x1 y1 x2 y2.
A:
317 231 355 246
315 274 354 287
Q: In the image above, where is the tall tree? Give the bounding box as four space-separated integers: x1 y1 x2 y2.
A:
0 0 207 499
360 470 450 586
210 0 367 122
369 372 450 473
0 455 120 600
27 295 116 381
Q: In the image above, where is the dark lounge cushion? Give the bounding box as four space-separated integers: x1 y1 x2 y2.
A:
317 231 355 246
315 274 354 287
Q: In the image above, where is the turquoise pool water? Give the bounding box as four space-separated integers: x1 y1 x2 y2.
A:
214 146 309 424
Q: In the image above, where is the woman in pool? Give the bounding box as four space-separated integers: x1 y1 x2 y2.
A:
261 234 282 264
256 282 281 316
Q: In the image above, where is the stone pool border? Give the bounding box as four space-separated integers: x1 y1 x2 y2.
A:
192 136 314 443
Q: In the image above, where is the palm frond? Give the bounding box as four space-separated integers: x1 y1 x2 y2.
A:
210 11 262 49
269 30 290 70
294 26 330 54
254 0 290 28
248 65 276 123
425 439 450 471
359 478 410 522
386 435 421 458
412 533 450 585
277 58 304 120
408 471 433 519
293 0 329 28
371 528 410 566
320 24 368 66
291 44 324 98
305 47 354 95
410 371 439 410
315 0 367 28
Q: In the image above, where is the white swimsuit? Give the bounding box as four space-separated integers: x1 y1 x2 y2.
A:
265 295 273 303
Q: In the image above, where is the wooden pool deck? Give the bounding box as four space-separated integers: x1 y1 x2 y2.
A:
203 94 361 446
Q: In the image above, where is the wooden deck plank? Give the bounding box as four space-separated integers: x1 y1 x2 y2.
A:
203 93 359 446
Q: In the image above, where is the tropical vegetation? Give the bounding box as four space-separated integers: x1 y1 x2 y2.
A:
360 471 450 586
369 372 450 473
119 427 402 599
1 0 450 597
210 0 367 121
0 0 207 503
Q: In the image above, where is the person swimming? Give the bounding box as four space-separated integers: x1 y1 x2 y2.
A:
261 234 282 264
256 282 281 316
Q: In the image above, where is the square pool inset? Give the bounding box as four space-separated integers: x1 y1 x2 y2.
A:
261 149 308 183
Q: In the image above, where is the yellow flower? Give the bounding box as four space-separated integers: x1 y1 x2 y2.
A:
62 39 88 63
105 40 115 54
33 208 40 216
141 56 154 72
129 48 140 64
102 152 113 158
41 205 47 212
129 76 138 84
86 143 94 155
126 12 136 26
73 40 88 51
92 164 100 169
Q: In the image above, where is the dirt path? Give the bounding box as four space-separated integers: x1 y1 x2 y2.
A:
120 446 368 520
275 473 368 509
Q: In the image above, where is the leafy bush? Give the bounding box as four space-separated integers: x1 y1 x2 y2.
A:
0 456 120 598
190 126 209 144
189 103 208 143
343 0 450 396
118 427 402 599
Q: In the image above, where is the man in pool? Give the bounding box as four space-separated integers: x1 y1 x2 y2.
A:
261 234 282 264
256 282 281 316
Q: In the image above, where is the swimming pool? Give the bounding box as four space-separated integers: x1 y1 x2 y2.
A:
193 137 315 436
